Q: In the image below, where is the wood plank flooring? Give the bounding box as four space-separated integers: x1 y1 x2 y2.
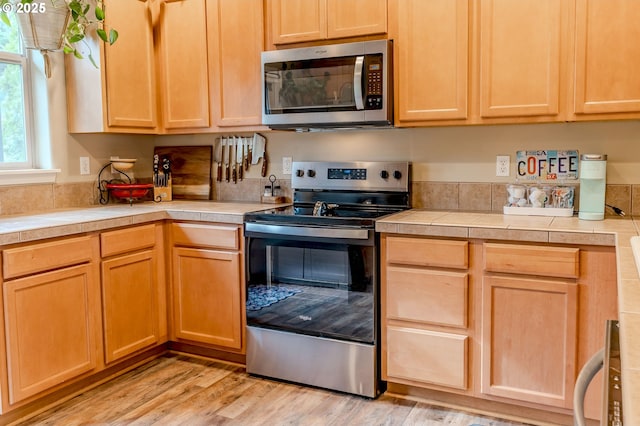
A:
16 354 533 426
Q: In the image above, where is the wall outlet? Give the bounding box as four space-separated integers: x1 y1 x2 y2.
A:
496 155 510 177
80 157 90 175
282 156 292 175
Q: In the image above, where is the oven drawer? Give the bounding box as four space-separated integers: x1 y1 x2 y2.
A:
386 266 468 328
172 223 240 250
386 237 468 269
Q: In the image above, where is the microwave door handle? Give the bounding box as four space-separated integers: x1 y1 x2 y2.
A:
353 56 365 110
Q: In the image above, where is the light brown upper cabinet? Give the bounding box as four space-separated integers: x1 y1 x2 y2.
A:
571 0 640 120
391 0 570 126
476 0 570 123
66 0 209 134
389 0 470 124
269 0 387 45
208 0 265 128
66 0 265 134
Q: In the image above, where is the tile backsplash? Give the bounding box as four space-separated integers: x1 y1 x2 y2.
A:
0 179 638 218
412 181 637 217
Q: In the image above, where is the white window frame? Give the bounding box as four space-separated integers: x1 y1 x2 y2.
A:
0 36 35 170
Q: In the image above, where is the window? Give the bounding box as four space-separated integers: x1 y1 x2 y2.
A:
0 14 32 169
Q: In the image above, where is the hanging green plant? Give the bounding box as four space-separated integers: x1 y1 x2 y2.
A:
0 0 118 68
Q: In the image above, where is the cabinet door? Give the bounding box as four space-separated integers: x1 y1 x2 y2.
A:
209 0 264 127
270 0 327 44
157 0 211 130
327 0 387 39
481 275 578 408
391 0 469 123
101 251 159 364
478 0 568 120
573 0 640 116
3 265 98 404
103 0 158 131
172 247 242 349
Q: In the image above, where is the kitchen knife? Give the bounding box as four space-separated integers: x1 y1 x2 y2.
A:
237 136 244 181
231 137 237 184
153 154 159 187
243 137 249 171
247 138 253 165
252 133 265 165
261 150 268 177
216 138 222 182
223 137 230 182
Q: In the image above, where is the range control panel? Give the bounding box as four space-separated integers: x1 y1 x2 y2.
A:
292 161 409 192
327 168 367 180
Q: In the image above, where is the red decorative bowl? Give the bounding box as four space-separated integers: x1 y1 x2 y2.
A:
106 183 154 200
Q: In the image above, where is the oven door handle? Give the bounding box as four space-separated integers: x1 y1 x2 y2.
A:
245 223 370 240
573 347 604 426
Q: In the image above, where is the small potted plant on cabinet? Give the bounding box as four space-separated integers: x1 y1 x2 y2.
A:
0 0 117 70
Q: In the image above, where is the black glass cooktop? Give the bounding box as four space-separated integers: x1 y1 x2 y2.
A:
245 189 410 229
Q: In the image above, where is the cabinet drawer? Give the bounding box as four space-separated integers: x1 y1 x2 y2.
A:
386 237 468 269
386 266 468 328
3 235 95 279
386 326 467 390
484 243 579 278
172 223 239 250
101 224 156 257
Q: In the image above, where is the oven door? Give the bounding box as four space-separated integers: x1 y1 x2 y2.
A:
245 223 377 344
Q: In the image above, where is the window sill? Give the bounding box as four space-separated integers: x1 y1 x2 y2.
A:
0 169 61 186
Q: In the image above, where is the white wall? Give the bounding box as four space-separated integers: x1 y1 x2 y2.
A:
157 121 640 184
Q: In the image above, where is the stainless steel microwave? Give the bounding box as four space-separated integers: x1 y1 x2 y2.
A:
261 40 392 130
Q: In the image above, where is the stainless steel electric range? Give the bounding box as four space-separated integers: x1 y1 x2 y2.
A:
243 161 410 398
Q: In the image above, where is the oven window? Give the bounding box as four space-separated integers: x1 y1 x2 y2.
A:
246 238 375 344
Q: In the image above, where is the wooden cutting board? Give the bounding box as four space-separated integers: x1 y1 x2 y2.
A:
153 146 212 200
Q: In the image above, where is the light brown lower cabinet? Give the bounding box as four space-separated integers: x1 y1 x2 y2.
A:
481 275 578 408
2 236 101 406
382 236 471 391
170 223 244 352
382 234 617 421
100 224 166 364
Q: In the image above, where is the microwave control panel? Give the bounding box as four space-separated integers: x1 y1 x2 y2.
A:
365 54 383 110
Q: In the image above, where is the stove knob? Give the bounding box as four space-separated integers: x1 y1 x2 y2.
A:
380 170 389 179
295 169 304 177
307 169 316 178
393 170 402 180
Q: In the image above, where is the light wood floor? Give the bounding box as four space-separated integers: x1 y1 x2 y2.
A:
16 354 532 426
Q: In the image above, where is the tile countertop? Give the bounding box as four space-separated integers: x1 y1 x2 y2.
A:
0 200 287 246
377 209 640 424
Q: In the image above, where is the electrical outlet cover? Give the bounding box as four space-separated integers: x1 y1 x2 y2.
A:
80 157 90 175
496 155 510 177
283 157 292 175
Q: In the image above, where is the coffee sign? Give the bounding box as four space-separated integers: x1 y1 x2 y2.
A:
516 150 579 182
